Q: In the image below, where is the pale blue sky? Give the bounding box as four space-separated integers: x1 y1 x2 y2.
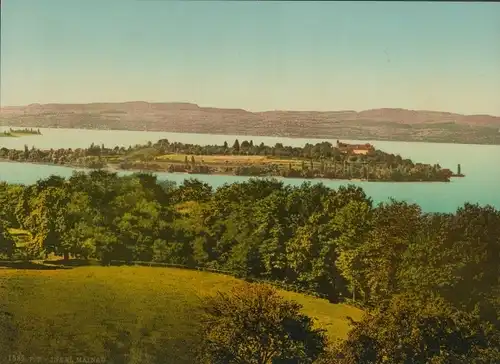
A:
1 1 499 115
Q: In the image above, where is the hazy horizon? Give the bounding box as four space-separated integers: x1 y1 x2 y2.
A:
2 100 500 118
1 1 499 116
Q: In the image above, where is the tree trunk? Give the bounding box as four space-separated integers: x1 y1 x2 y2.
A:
329 292 340 304
63 251 69 261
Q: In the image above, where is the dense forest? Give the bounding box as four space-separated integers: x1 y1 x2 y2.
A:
0 138 458 181
0 171 498 362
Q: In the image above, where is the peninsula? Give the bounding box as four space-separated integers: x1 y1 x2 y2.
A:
0 127 42 137
0 139 461 182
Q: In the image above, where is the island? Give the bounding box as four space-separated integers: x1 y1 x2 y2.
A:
0 127 42 137
0 139 463 182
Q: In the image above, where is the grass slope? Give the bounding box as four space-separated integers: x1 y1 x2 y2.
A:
0 265 362 363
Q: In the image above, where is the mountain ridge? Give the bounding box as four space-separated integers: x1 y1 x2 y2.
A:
2 102 499 122
1 102 500 144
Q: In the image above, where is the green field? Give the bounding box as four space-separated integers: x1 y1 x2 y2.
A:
0 265 363 363
155 153 308 167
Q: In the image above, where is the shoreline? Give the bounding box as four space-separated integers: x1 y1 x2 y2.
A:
0 133 42 138
1 124 499 146
0 159 452 183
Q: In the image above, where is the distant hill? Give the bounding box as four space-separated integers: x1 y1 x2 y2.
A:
2 102 500 144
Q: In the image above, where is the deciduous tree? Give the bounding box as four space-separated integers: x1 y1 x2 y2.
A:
198 283 327 364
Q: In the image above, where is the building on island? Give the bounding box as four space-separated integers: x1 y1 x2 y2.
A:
336 140 374 155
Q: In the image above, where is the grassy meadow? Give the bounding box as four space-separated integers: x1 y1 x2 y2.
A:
155 153 309 167
0 264 363 363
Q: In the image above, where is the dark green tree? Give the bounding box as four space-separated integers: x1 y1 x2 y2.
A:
330 295 500 364
198 283 327 364
0 218 15 258
232 139 240 154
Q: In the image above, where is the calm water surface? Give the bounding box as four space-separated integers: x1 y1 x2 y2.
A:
0 127 499 213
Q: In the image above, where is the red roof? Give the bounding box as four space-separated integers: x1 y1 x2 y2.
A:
338 143 373 150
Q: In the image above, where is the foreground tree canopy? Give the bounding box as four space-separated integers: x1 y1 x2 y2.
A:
328 295 500 364
198 283 327 364
0 171 498 362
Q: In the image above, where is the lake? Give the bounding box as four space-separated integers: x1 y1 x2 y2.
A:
1 127 499 213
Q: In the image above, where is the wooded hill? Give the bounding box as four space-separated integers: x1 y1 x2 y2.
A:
2 102 500 144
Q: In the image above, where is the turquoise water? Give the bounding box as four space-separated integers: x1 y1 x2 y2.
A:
0 127 499 213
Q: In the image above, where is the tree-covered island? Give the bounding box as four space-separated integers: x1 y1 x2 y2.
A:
0 127 42 137
0 139 462 182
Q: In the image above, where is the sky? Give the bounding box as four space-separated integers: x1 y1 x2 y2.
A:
1 1 500 115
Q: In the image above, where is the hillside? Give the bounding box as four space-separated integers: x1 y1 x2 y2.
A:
0 264 363 363
2 102 500 144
